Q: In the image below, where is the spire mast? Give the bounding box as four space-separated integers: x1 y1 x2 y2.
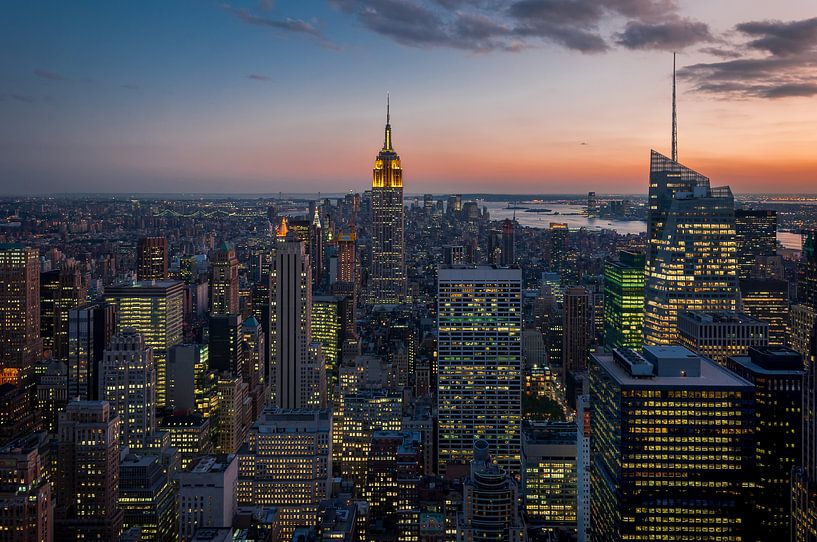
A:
672 52 678 162
384 92 392 151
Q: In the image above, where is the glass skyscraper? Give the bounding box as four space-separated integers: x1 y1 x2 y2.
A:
792 321 817 541
644 151 739 345
734 209 777 279
726 347 804 540
603 250 645 349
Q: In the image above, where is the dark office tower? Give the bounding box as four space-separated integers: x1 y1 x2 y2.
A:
548 223 568 270
587 191 598 218
241 315 266 420
368 96 406 305
39 270 60 358
437 266 522 476
487 228 502 265
335 232 357 286
208 314 243 375
459 439 526 541
57 401 124 541
442 245 464 266
105 280 185 408
36 360 68 432
802 230 817 311
209 242 239 315
562 287 591 382
446 194 462 215
590 346 755 541
0 433 53 542
0 384 38 446
118 453 177 542
501 218 515 266
423 193 433 213
644 154 739 344
0 244 41 390
735 210 777 279
137 236 169 281
364 431 422 525
40 266 86 360
726 347 804 539
740 278 789 346
271 233 317 409
68 302 116 400
792 323 817 542
253 272 273 383
604 251 645 349
286 217 310 241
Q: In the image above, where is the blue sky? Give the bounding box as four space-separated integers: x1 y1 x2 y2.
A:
1 1 816 194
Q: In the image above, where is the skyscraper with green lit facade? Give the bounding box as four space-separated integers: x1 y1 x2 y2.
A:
603 251 645 349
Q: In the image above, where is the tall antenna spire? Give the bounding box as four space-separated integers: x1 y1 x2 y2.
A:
384 92 393 151
672 52 678 162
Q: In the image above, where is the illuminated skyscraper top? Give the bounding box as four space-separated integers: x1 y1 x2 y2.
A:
643 58 738 345
368 94 406 304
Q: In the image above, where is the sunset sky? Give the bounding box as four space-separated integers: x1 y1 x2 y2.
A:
1 1 816 194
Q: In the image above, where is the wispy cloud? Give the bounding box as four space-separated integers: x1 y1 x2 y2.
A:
2 93 37 103
34 69 64 81
615 17 714 51
681 17 817 99
223 3 339 50
329 0 712 54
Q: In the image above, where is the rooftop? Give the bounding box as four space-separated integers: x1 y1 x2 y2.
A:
190 454 235 473
595 347 753 389
105 279 184 292
729 346 804 375
522 421 577 445
678 310 765 326
439 265 522 280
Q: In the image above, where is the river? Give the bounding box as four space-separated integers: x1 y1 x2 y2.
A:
483 201 804 251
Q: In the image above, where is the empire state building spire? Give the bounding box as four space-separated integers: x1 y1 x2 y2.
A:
384 92 393 151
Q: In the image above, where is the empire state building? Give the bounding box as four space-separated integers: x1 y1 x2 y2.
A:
367 96 406 304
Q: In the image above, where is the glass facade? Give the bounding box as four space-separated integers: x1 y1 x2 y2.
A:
604 251 645 349
645 152 739 344
734 210 777 280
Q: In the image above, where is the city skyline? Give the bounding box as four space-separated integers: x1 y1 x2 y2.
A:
2 1 817 195
4 3 817 540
